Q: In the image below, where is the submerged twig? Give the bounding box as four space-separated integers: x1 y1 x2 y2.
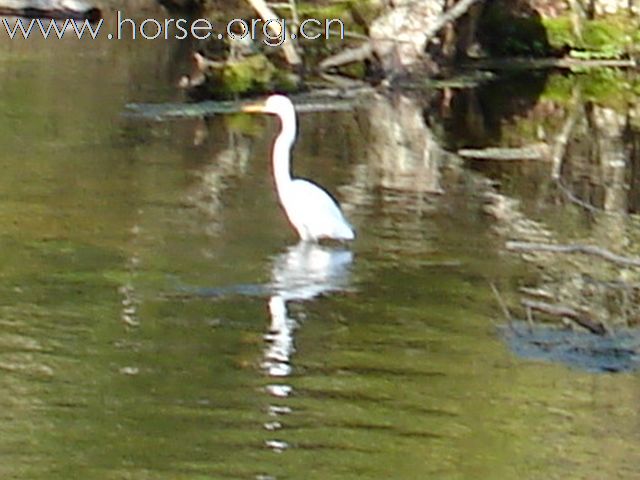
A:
507 241 640 268
490 282 512 327
556 178 602 213
521 299 607 335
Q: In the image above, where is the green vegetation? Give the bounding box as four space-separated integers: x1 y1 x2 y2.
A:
195 0 380 95
544 14 637 58
542 69 639 108
203 54 299 97
217 55 276 94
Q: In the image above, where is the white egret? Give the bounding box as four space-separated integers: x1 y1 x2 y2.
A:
242 95 355 242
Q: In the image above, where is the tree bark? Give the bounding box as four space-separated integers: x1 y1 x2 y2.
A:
369 0 482 73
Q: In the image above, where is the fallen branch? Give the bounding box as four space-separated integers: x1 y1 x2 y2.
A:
463 57 637 70
423 0 483 44
521 299 607 335
319 44 373 71
245 0 301 66
319 73 370 88
370 0 483 75
125 93 361 120
518 287 554 300
506 241 640 268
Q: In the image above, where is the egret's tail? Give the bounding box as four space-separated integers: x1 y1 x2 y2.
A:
336 222 356 241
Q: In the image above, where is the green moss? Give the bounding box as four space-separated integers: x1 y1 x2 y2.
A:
346 0 384 28
220 55 275 94
296 0 377 37
334 60 366 79
499 71 640 143
203 53 301 97
272 68 300 92
540 74 575 102
544 15 635 57
583 18 630 49
579 68 634 106
298 1 351 19
543 16 577 49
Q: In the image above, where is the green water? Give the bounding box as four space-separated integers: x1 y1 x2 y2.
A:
0 10 639 480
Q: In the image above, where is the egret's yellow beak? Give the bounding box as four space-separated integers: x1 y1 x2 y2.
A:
241 101 266 113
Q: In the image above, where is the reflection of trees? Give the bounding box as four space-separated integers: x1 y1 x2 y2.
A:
528 98 640 332
425 72 548 149
335 92 462 258
340 85 640 355
341 92 454 217
482 87 640 335
357 93 446 195
183 124 252 236
560 103 629 215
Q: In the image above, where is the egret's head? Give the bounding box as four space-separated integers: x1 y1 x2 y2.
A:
242 94 295 117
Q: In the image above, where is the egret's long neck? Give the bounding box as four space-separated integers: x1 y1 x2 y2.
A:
272 108 296 192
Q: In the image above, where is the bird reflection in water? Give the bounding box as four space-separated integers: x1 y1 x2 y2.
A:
262 242 353 452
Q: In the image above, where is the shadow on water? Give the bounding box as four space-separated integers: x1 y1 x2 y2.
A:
502 322 640 373
475 0 554 57
425 70 549 149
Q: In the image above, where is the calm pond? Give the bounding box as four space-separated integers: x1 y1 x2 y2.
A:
1 6 639 480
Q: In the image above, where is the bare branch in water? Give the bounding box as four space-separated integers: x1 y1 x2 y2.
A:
521 299 607 335
490 282 513 326
556 178 602 214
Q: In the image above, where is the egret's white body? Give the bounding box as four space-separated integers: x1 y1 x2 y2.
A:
243 95 355 242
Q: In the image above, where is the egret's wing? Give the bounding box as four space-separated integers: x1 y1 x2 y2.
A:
285 179 354 240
